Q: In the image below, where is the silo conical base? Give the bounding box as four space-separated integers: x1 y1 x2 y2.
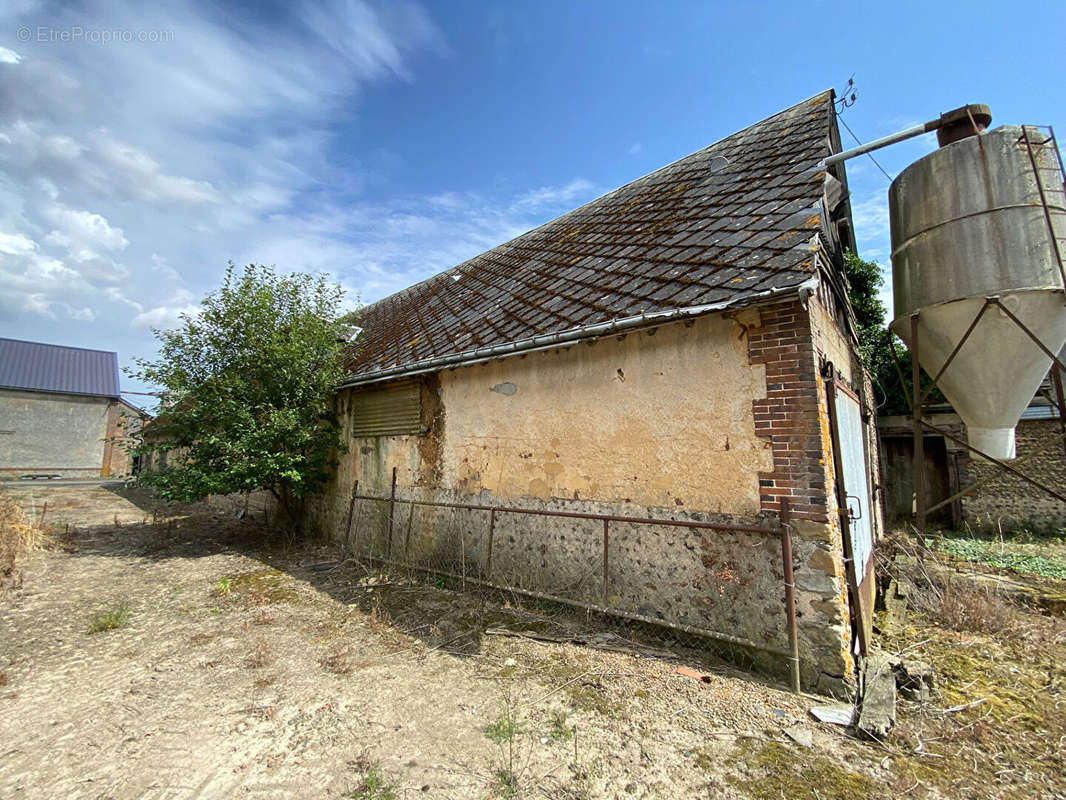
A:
966 427 1016 460
890 290 1066 461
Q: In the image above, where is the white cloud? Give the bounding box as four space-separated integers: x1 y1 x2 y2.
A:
628 142 642 156
43 134 83 160
0 0 601 393
132 303 200 331
43 205 129 254
0 232 37 255
0 0 446 381
511 178 596 212
89 136 223 205
70 306 96 321
850 192 890 253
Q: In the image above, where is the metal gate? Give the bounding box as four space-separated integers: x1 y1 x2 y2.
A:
826 374 876 655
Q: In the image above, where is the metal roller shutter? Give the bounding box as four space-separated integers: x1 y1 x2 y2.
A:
350 379 421 437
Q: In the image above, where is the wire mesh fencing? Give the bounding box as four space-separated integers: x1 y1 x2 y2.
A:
341 478 802 692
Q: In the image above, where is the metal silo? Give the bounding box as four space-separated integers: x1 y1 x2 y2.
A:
888 123 1066 459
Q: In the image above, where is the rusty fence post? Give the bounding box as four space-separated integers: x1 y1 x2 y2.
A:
485 507 496 581
602 518 610 607
779 497 801 694
403 501 415 565
386 466 397 559
344 478 359 549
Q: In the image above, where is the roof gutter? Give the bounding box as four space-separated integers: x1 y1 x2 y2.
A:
339 274 820 390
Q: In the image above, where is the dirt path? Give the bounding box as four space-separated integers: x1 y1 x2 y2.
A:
0 487 862 799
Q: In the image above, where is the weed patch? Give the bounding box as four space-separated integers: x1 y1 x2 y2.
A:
88 604 131 634
345 758 398 800
483 697 526 799
935 536 1066 580
490 767 519 799
548 710 572 742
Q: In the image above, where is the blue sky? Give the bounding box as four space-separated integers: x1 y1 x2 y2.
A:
2 0 1064 398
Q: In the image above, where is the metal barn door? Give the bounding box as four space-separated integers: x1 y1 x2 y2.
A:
827 377 875 656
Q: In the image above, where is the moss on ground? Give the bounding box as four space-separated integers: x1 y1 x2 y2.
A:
729 739 875 800
513 651 621 717
229 568 301 604
881 614 1066 799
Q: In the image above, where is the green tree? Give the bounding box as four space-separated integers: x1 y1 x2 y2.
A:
842 251 941 415
130 263 353 522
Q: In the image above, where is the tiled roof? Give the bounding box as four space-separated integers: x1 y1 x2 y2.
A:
0 338 120 398
347 90 838 381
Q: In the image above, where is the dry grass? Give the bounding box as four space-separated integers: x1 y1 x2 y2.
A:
245 637 274 669
252 607 276 626
367 594 391 630
875 528 1066 798
0 488 49 587
879 528 1066 642
929 579 1024 636
320 645 355 675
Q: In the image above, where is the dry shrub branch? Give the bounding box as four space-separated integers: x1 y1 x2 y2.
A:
0 488 48 587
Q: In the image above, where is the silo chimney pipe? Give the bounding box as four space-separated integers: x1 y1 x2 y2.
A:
822 104 991 168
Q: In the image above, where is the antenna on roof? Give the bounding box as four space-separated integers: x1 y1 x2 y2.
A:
835 75 857 113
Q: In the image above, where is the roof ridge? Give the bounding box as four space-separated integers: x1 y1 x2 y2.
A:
0 336 118 357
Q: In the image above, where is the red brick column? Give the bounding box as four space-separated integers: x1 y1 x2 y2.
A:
747 300 829 522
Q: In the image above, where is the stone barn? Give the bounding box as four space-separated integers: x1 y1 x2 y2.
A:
307 91 883 693
0 338 147 479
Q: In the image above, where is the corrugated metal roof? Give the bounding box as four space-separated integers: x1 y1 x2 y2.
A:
346 90 841 382
0 337 120 398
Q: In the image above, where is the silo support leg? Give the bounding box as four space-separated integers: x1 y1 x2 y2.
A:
921 421 1066 505
911 314 926 543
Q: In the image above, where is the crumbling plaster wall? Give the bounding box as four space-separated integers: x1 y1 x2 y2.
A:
440 313 773 513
